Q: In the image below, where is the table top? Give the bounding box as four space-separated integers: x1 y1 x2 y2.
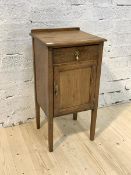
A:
30 27 107 47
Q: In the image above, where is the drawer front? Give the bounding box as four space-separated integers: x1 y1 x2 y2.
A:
53 45 99 64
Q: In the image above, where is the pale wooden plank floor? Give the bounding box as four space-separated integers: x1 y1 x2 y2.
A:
0 103 131 175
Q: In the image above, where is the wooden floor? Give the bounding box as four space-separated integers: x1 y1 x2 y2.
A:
0 103 131 175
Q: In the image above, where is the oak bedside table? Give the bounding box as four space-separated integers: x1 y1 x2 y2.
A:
30 27 106 152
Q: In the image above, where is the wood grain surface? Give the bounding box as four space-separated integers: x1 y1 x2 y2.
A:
53 45 99 64
0 103 131 175
31 27 106 47
54 61 97 116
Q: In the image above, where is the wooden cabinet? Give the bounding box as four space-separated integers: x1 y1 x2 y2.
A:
30 27 106 152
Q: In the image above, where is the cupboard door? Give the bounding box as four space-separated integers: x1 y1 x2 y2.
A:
54 61 97 116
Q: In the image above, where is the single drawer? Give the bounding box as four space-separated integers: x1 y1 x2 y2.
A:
53 45 99 64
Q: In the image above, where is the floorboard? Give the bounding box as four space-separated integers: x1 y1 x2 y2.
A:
0 103 131 175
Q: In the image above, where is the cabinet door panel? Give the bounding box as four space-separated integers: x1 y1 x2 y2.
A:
54 61 96 116
60 67 91 108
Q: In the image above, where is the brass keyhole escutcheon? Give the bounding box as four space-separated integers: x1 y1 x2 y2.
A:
74 50 80 61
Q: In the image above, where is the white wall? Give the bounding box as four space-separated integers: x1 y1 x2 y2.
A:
0 0 131 127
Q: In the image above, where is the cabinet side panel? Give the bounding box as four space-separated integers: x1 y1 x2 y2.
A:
94 42 104 108
34 39 48 116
